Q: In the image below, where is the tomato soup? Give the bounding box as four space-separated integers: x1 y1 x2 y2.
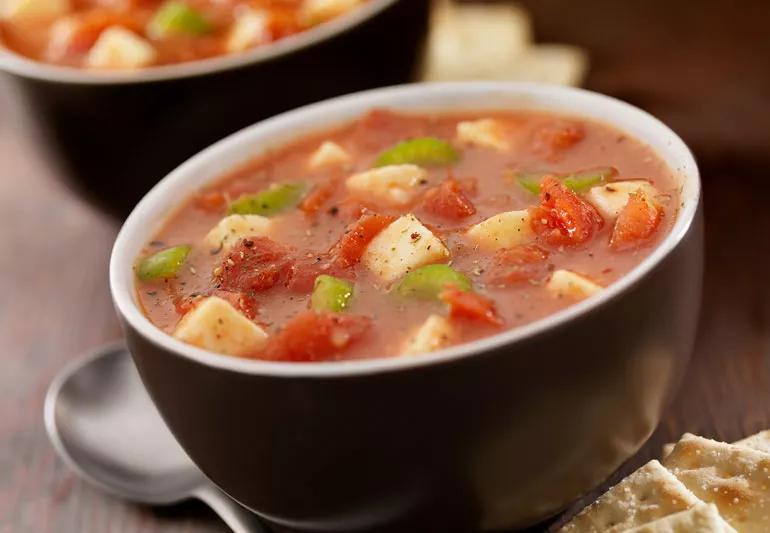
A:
1 0 366 69
134 109 681 362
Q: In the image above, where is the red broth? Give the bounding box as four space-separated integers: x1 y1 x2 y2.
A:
0 0 366 69
135 110 681 361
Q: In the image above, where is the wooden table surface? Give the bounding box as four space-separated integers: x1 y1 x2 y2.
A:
2 1 769 531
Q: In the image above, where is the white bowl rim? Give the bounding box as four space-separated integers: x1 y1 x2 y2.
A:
0 0 399 85
110 81 701 378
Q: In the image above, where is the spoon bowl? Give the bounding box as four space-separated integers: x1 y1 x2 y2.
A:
45 342 265 532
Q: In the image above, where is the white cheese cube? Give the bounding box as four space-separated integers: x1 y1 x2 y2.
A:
86 26 156 69
203 214 272 254
46 16 80 58
456 119 509 151
586 180 659 219
301 0 362 24
3 0 69 20
546 269 602 299
346 164 427 207
226 8 269 53
308 141 351 169
402 314 455 356
174 296 268 357
465 210 533 250
362 214 449 282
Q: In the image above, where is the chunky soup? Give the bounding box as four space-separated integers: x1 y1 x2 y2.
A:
135 110 681 362
1 0 365 69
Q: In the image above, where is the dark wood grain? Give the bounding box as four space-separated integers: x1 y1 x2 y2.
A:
1 1 769 531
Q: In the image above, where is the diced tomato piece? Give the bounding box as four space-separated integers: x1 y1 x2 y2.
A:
216 237 293 293
268 6 302 39
485 244 550 286
175 289 259 320
164 280 194 315
193 191 227 213
264 312 372 362
174 294 198 316
458 177 478 197
439 287 504 327
532 121 585 160
610 190 663 251
286 253 355 292
529 176 604 247
422 178 476 219
299 181 337 216
333 212 397 267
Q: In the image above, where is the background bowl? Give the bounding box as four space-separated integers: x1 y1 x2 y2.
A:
0 0 429 217
110 82 703 531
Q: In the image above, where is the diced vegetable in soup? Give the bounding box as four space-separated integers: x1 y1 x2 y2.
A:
135 110 680 361
0 0 367 69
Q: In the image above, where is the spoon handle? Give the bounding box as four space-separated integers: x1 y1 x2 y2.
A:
195 483 269 533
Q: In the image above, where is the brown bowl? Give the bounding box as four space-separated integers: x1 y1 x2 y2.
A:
0 0 429 217
110 82 703 531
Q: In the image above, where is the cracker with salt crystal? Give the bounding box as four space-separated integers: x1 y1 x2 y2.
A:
734 430 770 454
558 460 701 532
419 0 588 87
663 433 770 533
503 44 588 87
421 0 531 82
663 430 770 460
661 442 675 459
624 502 736 532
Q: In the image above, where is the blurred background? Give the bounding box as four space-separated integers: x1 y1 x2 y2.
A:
1 0 768 531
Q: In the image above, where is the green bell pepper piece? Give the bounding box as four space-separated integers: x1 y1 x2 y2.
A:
562 167 617 192
395 264 472 300
228 183 305 216
311 275 354 312
148 2 211 37
516 173 548 195
516 167 617 195
137 245 191 280
374 137 459 167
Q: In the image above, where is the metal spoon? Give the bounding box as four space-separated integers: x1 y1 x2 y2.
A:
44 342 267 533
